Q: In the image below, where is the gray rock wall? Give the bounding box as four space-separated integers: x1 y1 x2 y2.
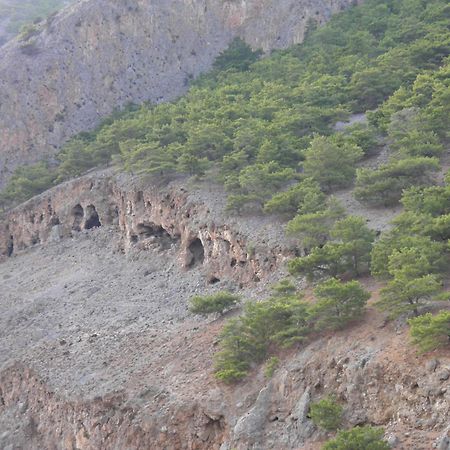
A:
0 0 361 187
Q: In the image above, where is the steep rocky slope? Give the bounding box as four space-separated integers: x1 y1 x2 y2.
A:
0 171 449 450
0 0 74 46
0 0 360 187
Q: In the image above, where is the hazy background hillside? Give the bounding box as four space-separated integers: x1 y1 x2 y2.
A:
0 0 75 45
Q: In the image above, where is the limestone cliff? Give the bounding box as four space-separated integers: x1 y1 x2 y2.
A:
0 0 360 187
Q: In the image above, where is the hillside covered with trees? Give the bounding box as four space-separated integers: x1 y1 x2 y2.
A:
0 0 449 447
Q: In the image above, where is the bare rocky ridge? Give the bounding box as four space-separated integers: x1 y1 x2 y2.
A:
0 0 361 187
0 171 449 450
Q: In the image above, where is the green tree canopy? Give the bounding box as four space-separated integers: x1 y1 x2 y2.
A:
303 135 363 192
408 311 450 353
312 278 370 330
322 426 389 450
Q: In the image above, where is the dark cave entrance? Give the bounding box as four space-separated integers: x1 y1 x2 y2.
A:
188 238 205 268
137 223 166 239
71 204 84 231
84 205 101 230
134 222 178 250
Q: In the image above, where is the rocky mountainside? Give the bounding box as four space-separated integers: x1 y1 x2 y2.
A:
0 0 360 188
1 0 449 449
0 170 449 450
0 0 74 46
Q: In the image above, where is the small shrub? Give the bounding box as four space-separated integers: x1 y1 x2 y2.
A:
18 23 39 41
271 279 297 296
408 311 450 353
189 291 240 317
312 279 370 330
322 426 389 450
214 295 311 383
309 396 343 431
264 357 280 378
354 157 440 207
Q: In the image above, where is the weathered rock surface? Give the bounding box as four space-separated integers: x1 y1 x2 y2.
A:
0 0 361 187
0 172 449 450
0 170 293 284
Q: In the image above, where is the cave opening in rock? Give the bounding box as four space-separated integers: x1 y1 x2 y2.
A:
84 205 101 230
208 276 220 285
135 223 179 250
71 204 84 231
188 238 204 268
137 223 166 239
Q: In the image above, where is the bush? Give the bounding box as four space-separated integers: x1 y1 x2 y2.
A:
309 396 343 431
263 178 325 218
286 197 345 253
303 136 363 192
377 274 442 318
271 279 297 296
212 38 262 73
342 123 380 157
289 216 375 280
18 23 39 41
408 311 450 353
354 157 440 206
322 426 389 450
0 161 57 208
312 279 370 330
264 356 280 378
214 295 311 382
189 292 240 316
375 242 446 318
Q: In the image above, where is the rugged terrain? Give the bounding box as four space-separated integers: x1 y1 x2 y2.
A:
1 0 450 448
0 0 74 46
0 0 361 187
0 170 449 450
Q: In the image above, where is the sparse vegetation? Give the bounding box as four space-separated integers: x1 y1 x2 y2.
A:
408 311 450 353
264 356 280 378
309 396 343 431
2 0 449 213
214 278 370 383
0 0 72 40
189 291 240 317
322 426 389 450
0 0 449 394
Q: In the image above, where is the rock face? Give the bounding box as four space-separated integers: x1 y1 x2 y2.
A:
0 170 292 284
0 0 360 187
0 171 448 449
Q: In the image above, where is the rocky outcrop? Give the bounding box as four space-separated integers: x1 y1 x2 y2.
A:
0 172 448 450
0 0 361 187
0 170 291 284
1 313 449 449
